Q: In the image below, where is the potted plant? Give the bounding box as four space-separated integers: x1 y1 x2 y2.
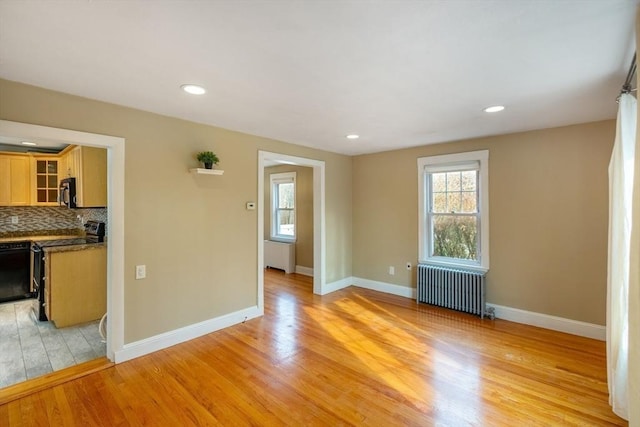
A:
196 151 219 169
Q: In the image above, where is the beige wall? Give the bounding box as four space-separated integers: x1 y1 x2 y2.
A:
0 79 352 343
353 121 614 325
264 165 314 268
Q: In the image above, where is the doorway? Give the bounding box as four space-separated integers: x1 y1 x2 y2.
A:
257 151 326 313
0 120 125 367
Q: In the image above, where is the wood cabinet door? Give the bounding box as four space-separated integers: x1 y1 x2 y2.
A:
32 157 60 205
79 146 107 207
49 247 107 328
0 155 30 205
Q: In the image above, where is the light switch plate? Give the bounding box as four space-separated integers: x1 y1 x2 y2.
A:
135 265 146 280
246 202 256 210
10 216 18 224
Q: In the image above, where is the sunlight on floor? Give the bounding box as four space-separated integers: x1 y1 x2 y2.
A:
300 293 489 423
335 298 427 352
304 302 431 409
272 294 299 361
432 341 482 425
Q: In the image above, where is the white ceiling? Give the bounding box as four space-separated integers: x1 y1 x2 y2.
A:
0 1 637 155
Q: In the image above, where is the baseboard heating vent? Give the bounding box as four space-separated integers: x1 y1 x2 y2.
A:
417 264 494 319
264 240 295 274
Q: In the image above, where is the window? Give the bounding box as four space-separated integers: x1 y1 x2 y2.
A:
270 172 296 241
418 150 489 271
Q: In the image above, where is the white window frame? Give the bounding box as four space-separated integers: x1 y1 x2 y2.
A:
418 150 489 272
270 172 296 242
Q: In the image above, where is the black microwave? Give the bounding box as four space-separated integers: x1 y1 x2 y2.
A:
59 178 77 208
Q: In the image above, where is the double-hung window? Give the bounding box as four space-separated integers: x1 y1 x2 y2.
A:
270 172 296 241
418 150 489 272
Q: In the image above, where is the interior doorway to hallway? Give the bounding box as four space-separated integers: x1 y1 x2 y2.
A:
257 151 326 314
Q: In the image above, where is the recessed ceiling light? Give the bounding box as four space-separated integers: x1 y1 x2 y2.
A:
21 141 37 146
346 134 360 140
483 105 505 113
181 84 206 95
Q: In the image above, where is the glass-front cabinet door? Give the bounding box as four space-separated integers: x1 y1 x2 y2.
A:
34 158 59 205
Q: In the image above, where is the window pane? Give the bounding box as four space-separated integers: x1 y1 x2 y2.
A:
278 183 294 209
432 173 446 192
461 191 477 213
433 192 447 213
446 172 461 191
277 210 295 236
432 215 477 260
447 192 461 212
461 171 476 191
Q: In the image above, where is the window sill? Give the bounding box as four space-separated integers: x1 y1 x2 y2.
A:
270 236 296 244
419 258 488 274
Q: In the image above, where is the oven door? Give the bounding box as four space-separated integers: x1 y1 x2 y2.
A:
0 242 31 303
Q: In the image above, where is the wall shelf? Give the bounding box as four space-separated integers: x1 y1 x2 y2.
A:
189 168 224 175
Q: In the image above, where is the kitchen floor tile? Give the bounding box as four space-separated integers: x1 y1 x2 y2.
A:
0 299 105 389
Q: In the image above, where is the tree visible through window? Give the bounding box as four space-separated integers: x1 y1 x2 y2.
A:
271 172 296 240
430 170 478 260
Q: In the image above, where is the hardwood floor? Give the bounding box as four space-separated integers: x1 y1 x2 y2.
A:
0 269 626 426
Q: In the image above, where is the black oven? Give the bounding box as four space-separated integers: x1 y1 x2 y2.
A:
0 241 32 303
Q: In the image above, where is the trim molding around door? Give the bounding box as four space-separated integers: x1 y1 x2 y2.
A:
0 120 125 361
258 151 326 312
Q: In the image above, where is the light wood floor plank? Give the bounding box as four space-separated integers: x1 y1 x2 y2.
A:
0 269 627 426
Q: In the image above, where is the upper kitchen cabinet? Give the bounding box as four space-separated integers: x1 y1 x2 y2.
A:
31 156 59 205
60 145 107 207
0 154 30 206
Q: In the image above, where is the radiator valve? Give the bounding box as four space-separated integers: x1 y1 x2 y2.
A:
484 306 496 320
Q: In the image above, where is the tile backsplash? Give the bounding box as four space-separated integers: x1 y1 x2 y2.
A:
0 206 108 237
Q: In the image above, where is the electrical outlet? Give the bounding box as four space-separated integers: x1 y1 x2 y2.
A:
135 265 146 280
10 216 18 224
406 262 412 270
388 266 395 275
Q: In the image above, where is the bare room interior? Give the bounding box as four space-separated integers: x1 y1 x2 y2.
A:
0 1 639 425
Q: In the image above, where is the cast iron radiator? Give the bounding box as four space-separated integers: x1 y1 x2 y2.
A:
417 264 493 319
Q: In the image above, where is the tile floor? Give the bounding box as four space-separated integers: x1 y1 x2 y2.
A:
0 299 106 389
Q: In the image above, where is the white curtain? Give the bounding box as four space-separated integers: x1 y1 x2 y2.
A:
607 92 637 421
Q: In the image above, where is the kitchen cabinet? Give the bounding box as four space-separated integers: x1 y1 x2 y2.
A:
45 246 106 328
0 154 30 205
31 157 60 205
60 145 107 207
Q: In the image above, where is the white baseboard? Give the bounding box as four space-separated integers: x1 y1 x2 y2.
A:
352 277 415 299
114 305 263 363
321 276 354 295
295 265 314 277
343 276 604 341
487 304 605 341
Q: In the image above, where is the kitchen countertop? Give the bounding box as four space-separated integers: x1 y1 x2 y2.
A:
0 235 85 244
0 229 83 243
0 233 106 252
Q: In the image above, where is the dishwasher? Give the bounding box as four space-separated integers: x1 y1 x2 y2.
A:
0 241 32 303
